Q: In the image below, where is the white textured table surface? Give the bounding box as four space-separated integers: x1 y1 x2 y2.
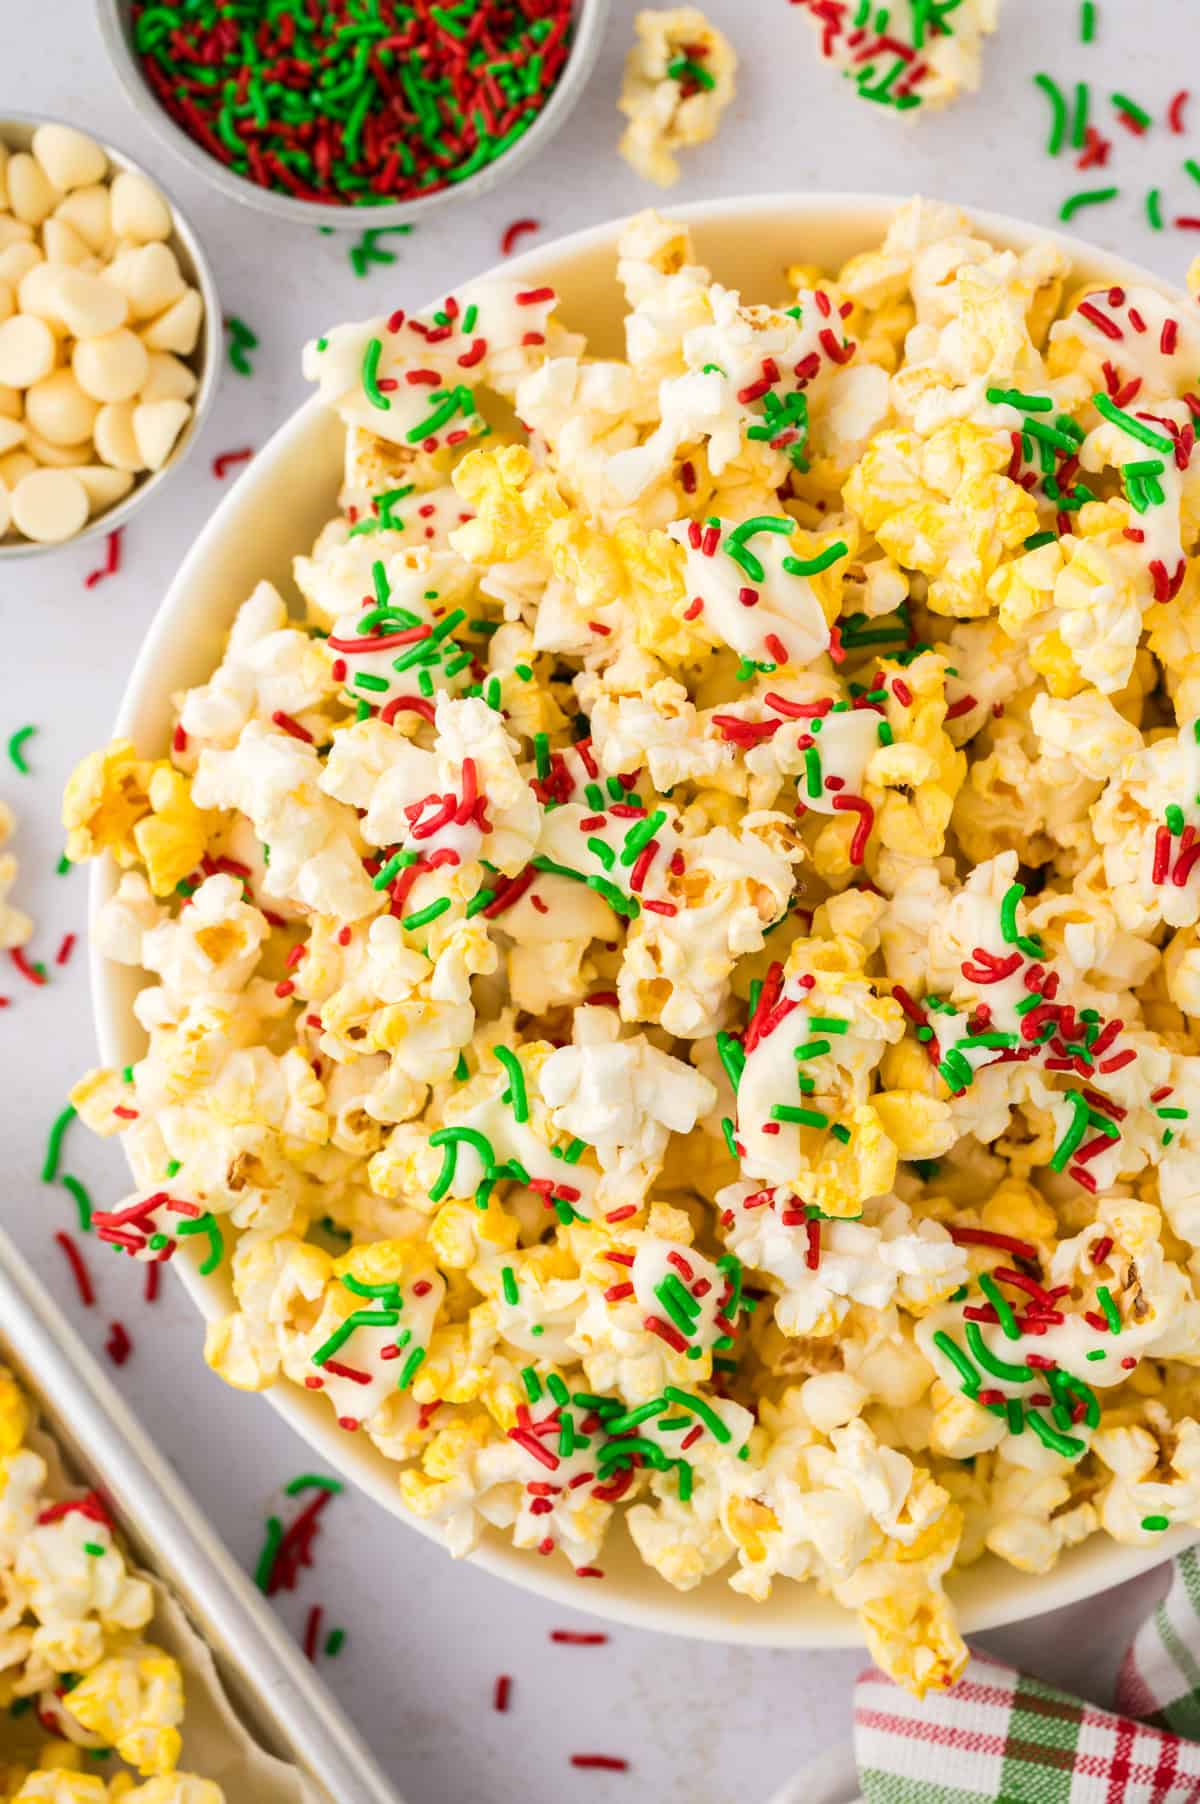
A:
4 2 1200 1799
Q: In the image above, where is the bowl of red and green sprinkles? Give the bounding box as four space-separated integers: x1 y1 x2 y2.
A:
96 0 609 226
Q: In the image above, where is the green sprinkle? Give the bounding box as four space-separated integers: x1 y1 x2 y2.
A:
501 1265 519 1306
402 897 451 931
325 1628 346 1657
312 1307 400 1367
987 387 1054 413
1142 1514 1171 1531
1026 1412 1085 1459
361 337 390 411
1146 187 1165 231
254 1516 284 1592
716 1030 746 1094
61 1174 93 1234
42 1104 77 1183
284 1474 343 1496
999 881 1043 959
1034 73 1069 155
1166 804 1186 836
1093 393 1176 453
1096 1284 1122 1332
781 541 847 578
396 1346 426 1390
492 1045 528 1123
6 724 36 774
1086 1349 1106 1361
1080 0 1096 39
978 1272 1021 1340
1112 91 1151 129
662 1386 732 1444
771 1104 829 1127
964 1321 1032 1384
932 1330 981 1398
1050 1089 1091 1173
521 1366 542 1403
1072 80 1089 150
1060 186 1119 221
808 1016 849 1034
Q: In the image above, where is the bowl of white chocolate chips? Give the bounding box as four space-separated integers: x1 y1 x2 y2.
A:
0 114 218 552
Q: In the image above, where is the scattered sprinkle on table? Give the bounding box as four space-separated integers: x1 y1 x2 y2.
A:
570 1754 629 1772
493 1674 512 1712
324 1627 345 1657
6 725 36 774
225 316 258 377
501 217 541 255
1060 184 1119 221
550 1629 609 1644
131 0 574 207
1080 0 1096 42
42 1103 76 1182
212 447 254 480
60 1174 93 1234
54 1230 95 1307
9 947 47 987
350 225 413 277
105 1320 132 1366
55 932 75 968
84 528 123 589
303 1603 323 1661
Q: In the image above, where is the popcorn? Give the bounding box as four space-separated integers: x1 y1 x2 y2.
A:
617 9 737 187
64 198 1200 1699
0 1368 226 1798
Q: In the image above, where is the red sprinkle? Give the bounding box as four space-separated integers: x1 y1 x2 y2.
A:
551 1630 608 1645
105 1321 132 1366
493 1674 512 1712
948 1226 1037 1260
84 528 123 589
501 218 540 256
54 933 76 967
1169 89 1191 133
54 1231 95 1307
212 447 253 478
9 947 47 986
571 1756 629 1772
272 710 313 743
303 1604 323 1663
1078 301 1123 341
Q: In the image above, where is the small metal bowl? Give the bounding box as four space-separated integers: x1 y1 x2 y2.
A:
96 0 611 230
0 112 220 561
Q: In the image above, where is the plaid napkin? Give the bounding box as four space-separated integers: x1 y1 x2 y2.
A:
852 1549 1200 1803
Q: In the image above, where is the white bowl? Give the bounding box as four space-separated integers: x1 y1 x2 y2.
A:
92 193 1196 1646
96 0 611 230
0 112 220 560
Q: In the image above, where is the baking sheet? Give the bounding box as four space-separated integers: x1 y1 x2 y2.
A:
0 1226 403 1804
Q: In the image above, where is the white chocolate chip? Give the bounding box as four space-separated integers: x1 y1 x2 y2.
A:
32 125 107 194
25 429 91 468
7 154 59 227
105 242 184 320
54 186 112 255
9 466 88 540
52 266 128 338
73 327 148 403
41 217 92 266
25 368 99 446
133 397 189 471
0 242 43 288
0 215 34 251
140 349 196 402
16 260 69 330
0 416 26 456
75 463 134 513
0 449 35 488
0 313 55 387
140 286 202 355
93 400 144 471
109 170 172 243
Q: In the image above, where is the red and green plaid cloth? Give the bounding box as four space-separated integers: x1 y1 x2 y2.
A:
851 1549 1200 1802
